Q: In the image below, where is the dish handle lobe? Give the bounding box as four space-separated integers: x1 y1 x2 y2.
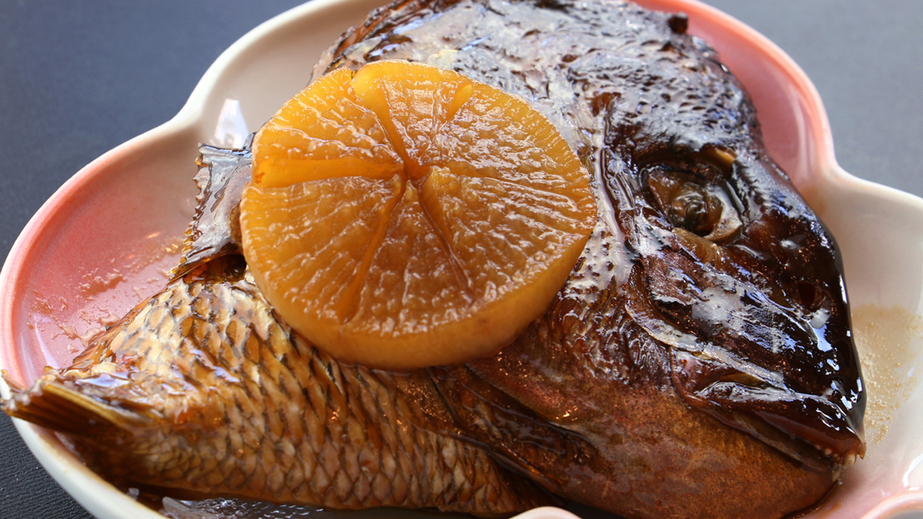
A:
175 0 381 144
808 164 923 318
0 122 201 386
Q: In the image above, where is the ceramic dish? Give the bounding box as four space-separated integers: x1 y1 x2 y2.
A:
2 0 922 517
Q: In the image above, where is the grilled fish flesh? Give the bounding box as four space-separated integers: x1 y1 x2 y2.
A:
3 0 865 517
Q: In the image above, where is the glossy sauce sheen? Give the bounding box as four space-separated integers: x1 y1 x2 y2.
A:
3 1 865 518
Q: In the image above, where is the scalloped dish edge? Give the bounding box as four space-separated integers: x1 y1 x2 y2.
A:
3 1 923 518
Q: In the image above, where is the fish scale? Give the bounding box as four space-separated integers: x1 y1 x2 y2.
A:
4 258 549 514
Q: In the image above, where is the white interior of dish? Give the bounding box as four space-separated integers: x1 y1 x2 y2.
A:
1 0 922 517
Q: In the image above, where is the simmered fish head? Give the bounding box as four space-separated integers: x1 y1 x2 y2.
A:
325 0 864 467
320 0 865 516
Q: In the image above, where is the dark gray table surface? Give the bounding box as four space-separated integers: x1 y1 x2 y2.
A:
1 1 921 518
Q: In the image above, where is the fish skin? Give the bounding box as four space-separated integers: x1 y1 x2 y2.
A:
3 0 866 517
4 257 551 515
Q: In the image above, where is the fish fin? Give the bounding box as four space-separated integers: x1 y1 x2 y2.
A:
2 379 151 437
171 144 252 278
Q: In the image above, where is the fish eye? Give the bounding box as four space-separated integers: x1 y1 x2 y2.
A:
643 157 743 242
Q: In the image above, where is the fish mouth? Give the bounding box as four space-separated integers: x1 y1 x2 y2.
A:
614 152 866 469
623 247 864 468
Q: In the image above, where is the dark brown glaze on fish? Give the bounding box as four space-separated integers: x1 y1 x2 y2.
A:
3 0 864 518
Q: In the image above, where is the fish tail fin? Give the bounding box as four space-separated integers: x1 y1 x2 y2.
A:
2 374 149 437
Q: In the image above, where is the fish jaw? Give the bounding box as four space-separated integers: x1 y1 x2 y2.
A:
317 0 866 515
461 221 851 518
610 148 865 466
